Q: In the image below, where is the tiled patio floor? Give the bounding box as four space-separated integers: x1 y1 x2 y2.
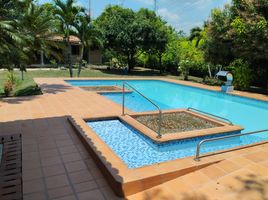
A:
0 78 268 200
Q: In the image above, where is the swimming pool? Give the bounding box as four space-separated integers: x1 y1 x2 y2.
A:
87 119 258 168
67 79 268 167
67 79 268 134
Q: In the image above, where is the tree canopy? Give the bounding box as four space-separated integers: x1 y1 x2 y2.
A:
205 0 268 88
1 0 268 91
95 6 169 72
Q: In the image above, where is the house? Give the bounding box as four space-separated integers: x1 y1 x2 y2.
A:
34 35 102 67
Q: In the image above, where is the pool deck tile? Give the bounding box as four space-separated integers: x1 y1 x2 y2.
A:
1 77 268 199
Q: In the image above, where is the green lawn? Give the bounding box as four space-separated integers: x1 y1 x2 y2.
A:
0 67 203 97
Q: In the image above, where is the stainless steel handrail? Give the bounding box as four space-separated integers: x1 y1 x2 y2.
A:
122 82 162 138
187 107 233 125
194 129 268 161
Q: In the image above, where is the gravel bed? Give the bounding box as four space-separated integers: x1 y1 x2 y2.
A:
80 86 120 91
134 112 219 134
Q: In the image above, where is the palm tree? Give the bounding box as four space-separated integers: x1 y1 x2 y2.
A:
0 0 26 66
0 1 60 80
189 26 202 47
54 0 83 77
15 2 60 80
73 13 103 77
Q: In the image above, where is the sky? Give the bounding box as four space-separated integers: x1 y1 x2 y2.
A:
39 0 231 34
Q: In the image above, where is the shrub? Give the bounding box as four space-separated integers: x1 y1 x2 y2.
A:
14 84 42 97
203 76 224 86
178 59 193 80
3 72 18 97
7 71 18 85
229 59 252 90
4 80 13 97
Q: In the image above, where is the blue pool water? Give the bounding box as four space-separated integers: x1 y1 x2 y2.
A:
67 79 268 133
67 79 268 167
88 119 262 168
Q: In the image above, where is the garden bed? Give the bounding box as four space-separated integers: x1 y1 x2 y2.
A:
134 112 220 134
80 86 121 92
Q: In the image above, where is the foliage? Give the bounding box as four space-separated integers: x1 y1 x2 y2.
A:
189 27 203 47
178 59 193 80
1 0 268 93
73 13 103 77
95 6 168 72
178 40 203 63
14 84 42 96
205 0 268 88
6 71 19 85
4 80 13 97
204 6 233 65
0 0 62 80
2 71 18 96
162 30 183 73
95 6 137 71
203 76 223 86
229 59 252 90
137 9 169 72
54 0 84 77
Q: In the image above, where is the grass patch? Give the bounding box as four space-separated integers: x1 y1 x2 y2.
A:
0 67 203 97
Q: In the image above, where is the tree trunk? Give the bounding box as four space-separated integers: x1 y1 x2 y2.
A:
184 71 189 81
127 54 135 73
67 36 73 77
77 45 84 77
208 64 212 78
18 64 24 81
158 54 162 74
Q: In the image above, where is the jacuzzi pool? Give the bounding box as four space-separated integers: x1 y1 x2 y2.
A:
87 119 260 168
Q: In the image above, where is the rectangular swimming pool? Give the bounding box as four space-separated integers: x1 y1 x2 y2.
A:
67 79 268 132
67 79 268 167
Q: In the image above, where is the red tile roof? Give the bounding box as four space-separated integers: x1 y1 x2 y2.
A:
48 35 81 44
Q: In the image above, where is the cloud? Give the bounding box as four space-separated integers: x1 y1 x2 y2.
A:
157 8 179 21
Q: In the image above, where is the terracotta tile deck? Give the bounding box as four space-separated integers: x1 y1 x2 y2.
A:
0 77 268 200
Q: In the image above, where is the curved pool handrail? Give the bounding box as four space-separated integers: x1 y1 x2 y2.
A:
187 107 233 125
194 129 268 161
122 82 162 138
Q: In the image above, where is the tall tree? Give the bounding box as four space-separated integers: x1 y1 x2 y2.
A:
95 6 138 71
137 9 169 73
96 6 168 72
18 2 61 80
205 0 268 88
204 6 234 66
0 0 28 67
73 13 103 77
54 0 83 77
0 0 60 80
